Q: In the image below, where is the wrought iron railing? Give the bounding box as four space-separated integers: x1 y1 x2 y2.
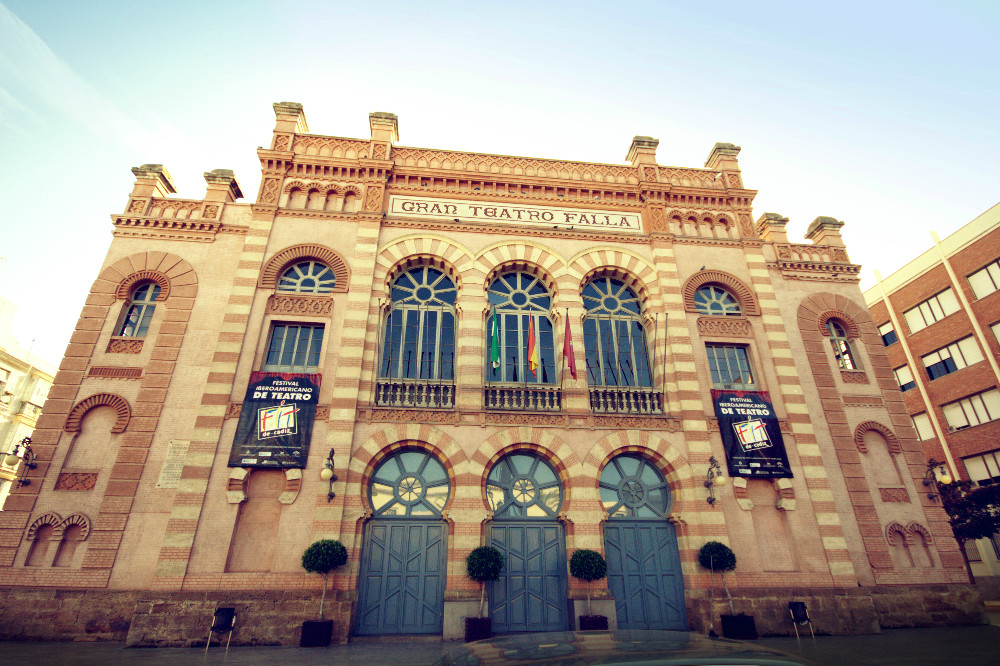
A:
375 378 455 409
589 387 663 414
484 385 561 412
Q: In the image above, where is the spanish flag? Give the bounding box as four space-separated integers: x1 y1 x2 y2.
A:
527 316 539 378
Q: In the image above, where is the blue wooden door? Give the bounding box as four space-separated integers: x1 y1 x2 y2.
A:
355 520 447 635
603 520 686 630
487 522 568 633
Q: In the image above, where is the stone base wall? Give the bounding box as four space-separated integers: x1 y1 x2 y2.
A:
686 584 985 636
0 588 356 647
971 575 1000 601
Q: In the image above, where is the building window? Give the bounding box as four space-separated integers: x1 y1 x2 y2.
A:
878 322 898 346
693 285 742 316
706 344 754 389
943 389 1000 431
117 283 160 337
380 267 457 381
963 450 1000 486
827 320 859 370
277 261 336 294
911 412 935 441
582 277 652 387
263 324 324 372
964 540 983 562
902 288 961 334
894 366 916 392
486 272 555 384
369 449 450 517
922 336 984 380
485 452 562 518
968 259 1000 300
991 322 1000 346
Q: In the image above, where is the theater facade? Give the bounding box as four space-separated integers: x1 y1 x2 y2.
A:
0 103 983 645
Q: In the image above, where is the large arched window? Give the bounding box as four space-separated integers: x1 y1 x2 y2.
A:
582 277 652 387
117 283 160 337
693 285 742 316
278 261 336 294
381 267 457 381
486 272 555 384
369 449 450 517
486 452 562 518
599 454 670 519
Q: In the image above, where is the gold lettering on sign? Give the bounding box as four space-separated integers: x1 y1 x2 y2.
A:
389 196 643 232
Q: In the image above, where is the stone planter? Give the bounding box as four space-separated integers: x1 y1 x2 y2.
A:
464 617 492 642
720 614 758 640
578 615 609 630
300 620 333 647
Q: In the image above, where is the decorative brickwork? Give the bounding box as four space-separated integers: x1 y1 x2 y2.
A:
266 293 334 316
54 473 99 491
64 394 131 433
681 270 760 315
106 337 143 354
258 244 349 292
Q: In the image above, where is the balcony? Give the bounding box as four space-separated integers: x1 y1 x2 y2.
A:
18 403 42 419
375 378 455 409
484 385 561 412
590 387 663 414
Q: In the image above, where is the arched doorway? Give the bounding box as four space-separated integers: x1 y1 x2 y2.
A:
485 451 568 633
600 453 686 629
355 449 450 635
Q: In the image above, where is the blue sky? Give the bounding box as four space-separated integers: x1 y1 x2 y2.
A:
1 0 997 364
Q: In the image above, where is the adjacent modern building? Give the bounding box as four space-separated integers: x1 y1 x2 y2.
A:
0 295 55 509
0 103 983 646
864 202 1000 594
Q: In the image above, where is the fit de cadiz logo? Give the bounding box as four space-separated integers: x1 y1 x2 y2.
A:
257 402 299 439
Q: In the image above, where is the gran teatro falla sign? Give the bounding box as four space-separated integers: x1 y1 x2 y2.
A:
389 195 642 233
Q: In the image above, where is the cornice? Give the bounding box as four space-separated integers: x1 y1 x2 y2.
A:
111 215 222 242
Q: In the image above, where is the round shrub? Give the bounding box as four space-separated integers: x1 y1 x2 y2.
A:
697 541 736 572
569 549 608 582
301 539 348 575
466 545 504 582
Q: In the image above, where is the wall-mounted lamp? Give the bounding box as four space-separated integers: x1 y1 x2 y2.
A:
3 437 37 487
320 448 337 502
704 456 727 504
922 458 952 501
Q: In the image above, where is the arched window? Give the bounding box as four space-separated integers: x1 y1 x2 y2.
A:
369 449 450 517
582 277 652 387
600 454 670 518
693 285 742 316
486 452 562 518
827 320 859 370
117 283 160 337
486 272 555 384
278 261 336 294
381 267 457 381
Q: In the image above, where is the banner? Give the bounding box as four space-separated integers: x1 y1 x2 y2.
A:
711 390 792 478
228 372 321 469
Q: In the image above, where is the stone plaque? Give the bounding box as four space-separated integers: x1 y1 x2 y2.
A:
156 439 190 489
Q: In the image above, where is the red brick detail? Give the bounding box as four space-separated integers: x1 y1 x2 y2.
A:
855 421 902 454
115 270 171 301
64 393 131 433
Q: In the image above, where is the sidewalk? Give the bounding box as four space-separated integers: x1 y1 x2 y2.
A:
0 625 997 666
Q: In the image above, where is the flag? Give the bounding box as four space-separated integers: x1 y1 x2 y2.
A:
489 306 501 375
563 313 577 379
527 315 539 378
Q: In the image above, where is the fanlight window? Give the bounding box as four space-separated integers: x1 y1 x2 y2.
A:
278 261 336 294
381 267 457 380
600 454 670 519
118 283 161 337
582 277 652 387
827 320 859 370
486 453 562 518
486 272 555 384
369 449 450 517
693 285 742 316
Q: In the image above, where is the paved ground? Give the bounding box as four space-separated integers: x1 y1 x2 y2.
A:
0 625 997 666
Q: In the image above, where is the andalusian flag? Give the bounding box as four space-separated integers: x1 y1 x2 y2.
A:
489 306 501 375
527 316 539 378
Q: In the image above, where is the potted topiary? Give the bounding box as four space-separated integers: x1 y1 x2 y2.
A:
300 539 348 647
465 545 504 642
569 549 609 630
698 541 756 640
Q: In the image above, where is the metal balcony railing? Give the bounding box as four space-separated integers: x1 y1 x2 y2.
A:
589 387 663 414
375 378 455 409
484 385 561 412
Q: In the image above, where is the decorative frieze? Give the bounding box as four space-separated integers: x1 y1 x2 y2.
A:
370 408 458 424
840 370 869 384
87 367 142 379
696 316 752 338
106 338 143 354
880 488 909 503
843 394 884 408
592 415 681 431
54 473 98 491
266 294 334 316
486 412 567 426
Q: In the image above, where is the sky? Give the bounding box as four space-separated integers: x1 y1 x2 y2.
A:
0 0 997 365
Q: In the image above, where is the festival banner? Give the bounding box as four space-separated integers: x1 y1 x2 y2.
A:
711 390 793 478
228 371 321 469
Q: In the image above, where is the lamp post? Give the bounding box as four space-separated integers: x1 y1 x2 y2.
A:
320 448 337 502
922 457 953 501
4 437 37 487
705 456 727 505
